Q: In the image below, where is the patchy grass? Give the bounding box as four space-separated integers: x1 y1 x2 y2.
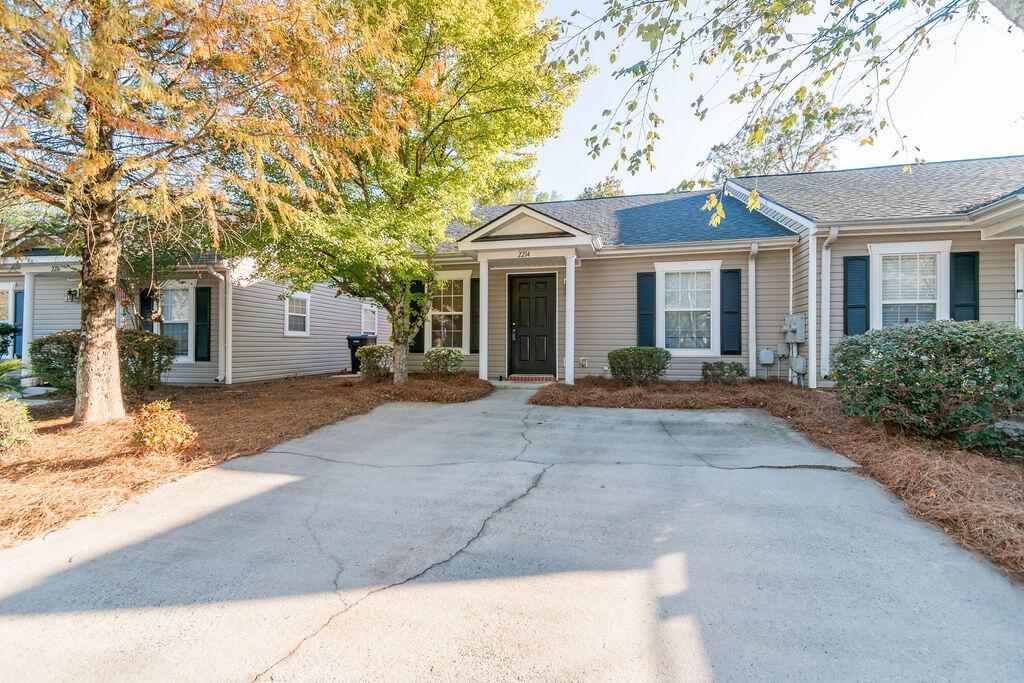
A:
0 373 492 549
532 377 1024 581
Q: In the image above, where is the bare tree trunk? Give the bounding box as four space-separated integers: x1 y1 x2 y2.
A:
74 202 126 423
392 342 409 384
392 297 410 384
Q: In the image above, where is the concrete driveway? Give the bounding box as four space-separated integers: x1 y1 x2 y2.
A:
1 389 1021 681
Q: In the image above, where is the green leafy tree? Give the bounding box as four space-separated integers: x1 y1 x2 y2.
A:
576 175 625 199
258 0 582 384
483 172 563 205
560 0 1023 222
700 102 873 184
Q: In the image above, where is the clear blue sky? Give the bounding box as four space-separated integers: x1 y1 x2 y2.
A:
535 1 1024 198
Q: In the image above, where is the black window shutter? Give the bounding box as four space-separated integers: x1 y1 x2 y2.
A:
844 256 870 335
139 289 155 332
720 269 742 355
409 280 425 353
636 272 656 346
470 278 480 353
195 287 212 362
950 251 980 321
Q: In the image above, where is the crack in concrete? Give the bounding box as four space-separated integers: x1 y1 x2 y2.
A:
268 449 490 470
253 462 552 681
657 420 858 472
513 405 536 461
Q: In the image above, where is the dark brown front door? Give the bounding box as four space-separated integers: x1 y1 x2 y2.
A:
508 274 556 376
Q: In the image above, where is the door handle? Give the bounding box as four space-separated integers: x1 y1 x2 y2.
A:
511 330 517 342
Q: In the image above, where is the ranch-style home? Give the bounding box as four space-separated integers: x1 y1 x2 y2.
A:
411 154 1024 388
0 253 389 384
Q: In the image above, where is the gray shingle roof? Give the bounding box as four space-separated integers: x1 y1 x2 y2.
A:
448 191 797 248
730 155 1024 223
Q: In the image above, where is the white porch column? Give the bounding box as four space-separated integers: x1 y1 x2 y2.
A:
478 257 489 381
565 254 576 384
21 272 35 370
747 244 758 378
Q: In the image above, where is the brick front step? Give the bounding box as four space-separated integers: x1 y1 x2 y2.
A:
506 374 555 383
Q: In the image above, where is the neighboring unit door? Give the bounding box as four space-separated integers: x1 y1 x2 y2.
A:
508 274 556 376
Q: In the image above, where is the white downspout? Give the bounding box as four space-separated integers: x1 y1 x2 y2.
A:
807 229 818 389
747 243 758 378
819 227 839 378
207 266 232 384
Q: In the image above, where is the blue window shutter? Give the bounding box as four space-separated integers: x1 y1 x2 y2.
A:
636 272 656 346
195 287 211 362
470 277 480 353
844 256 869 335
720 269 742 355
139 290 155 332
950 252 979 321
409 280 425 353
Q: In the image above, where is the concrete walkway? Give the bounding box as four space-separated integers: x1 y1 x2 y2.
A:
0 388 1021 680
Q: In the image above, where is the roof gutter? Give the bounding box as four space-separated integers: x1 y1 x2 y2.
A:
819 227 840 378
590 235 798 257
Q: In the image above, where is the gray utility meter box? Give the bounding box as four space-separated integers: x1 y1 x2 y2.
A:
782 314 807 344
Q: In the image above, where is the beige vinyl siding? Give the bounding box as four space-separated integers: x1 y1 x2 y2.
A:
162 274 220 385
827 231 1024 354
230 280 365 383
791 233 811 363
34 274 81 337
573 250 791 381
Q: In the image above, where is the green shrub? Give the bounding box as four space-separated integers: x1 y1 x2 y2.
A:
701 361 747 382
29 330 78 392
422 347 463 376
133 400 197 455
29 329 178 393
607 346 672 386
119 329 177 390
0 322 19 357
0 397 31 450
356 344 393 380
831 320 1024 453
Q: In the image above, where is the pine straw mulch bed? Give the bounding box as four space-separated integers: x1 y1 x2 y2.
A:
0 372 492 549
531 377 1024 581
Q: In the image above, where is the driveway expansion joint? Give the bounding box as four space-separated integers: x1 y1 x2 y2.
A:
253 462 552 681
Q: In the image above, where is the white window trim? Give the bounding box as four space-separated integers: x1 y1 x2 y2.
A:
284 291 311 337
361 302 379 335
868 241 951 330
155 280 196 364
0 282 14 360
654 260 722 357
425 270 471 354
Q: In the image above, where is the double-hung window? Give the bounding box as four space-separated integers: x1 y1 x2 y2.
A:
869 241 950 329
655 260 721 356
154 282 194 361
285 292 310 336
361 303 378 335
427 271 470 353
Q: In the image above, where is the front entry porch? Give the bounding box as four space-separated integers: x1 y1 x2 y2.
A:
454 205 597 385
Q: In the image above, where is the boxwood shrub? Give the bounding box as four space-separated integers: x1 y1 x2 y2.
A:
422 347 463 376
356 344 393 380
701 361 747 382
831 320 1024 453
29 329 177 393
607 346 672 386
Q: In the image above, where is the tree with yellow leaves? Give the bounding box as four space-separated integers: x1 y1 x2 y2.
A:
0 0 399 422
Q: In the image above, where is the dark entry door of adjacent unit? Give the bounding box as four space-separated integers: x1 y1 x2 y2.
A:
508 274 556 376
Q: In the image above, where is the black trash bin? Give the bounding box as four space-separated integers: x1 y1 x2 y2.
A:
346 333 377 374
